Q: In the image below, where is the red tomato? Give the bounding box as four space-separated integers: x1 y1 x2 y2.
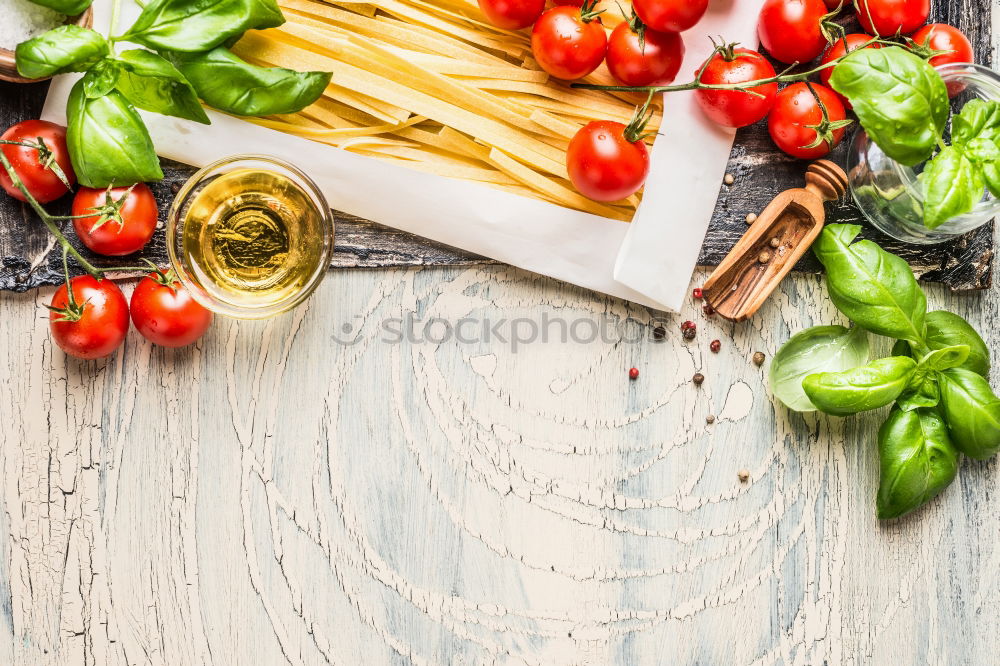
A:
607 19 685 87
0 120 75 204
819 33 879 108
757 0 829 64
49 276 129 360
695 47 778 128
632 0 708 33
477 0 544 29
130 271 213 348
767 83 848 159
911 24 973 67
551 0 584 4
855 0 929 36
531 5 607 80
71 183 158 256
566 120 650 202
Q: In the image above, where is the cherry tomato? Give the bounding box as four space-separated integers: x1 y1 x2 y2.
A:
911 24 973 67
855 0 929 36
566 120 650 202
694 47 778 128
130 271 213 348
767 82 848 159
757 0 829 64
477 0 544 30
632 0 708 33
822 0 849 8
71 183 158 256
819 33 880 108
551 0 584 5
607 19 685 87
49 276 129 360
0 120 75 204
531 5 607 80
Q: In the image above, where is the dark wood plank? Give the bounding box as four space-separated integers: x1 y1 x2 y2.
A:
0 0 993 292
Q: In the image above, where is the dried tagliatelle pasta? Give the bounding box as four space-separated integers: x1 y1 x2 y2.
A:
231 0 662 221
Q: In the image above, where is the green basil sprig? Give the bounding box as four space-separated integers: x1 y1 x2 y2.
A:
803 356 916 416
812 224 926 344
876 407 960 520
168 48 331 116
119 0 285 52
829 47 948 167
23 0 92 15
66 80 163 188
15 26 109 79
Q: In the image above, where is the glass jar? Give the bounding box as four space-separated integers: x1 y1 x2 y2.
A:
847 63 1000 245
166 155 335 319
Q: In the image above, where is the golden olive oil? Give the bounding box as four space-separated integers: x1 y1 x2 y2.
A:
181 168 327 309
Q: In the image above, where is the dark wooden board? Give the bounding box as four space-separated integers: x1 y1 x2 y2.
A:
0 0 993 292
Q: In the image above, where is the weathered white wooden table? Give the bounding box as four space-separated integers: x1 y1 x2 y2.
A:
1 260 998 665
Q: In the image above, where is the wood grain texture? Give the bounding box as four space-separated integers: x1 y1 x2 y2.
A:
2 264 1000 666
0 0 995 291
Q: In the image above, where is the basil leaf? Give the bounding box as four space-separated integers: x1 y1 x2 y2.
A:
21 0 92 15
876 407 959 520
813 224 927 344
920 146 983 229
168 47 330 116
120 0 285 52
938 368 1000 459
81 58 121 98
15 25 109 79
918 345 970 372
923 311 990 377
769 325 870 412
951 99 1000 146
66 80 163 188
113 50 210 124
802 356 917 416
829 47 948 166
897 369 940 411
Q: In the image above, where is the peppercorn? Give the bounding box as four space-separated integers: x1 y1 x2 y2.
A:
710 339 721 353
752 351 766 366
702 304 715 316
171 181 182 194
706 414 716 424
653 325 666 340
738 469 750 483
692 372 704 385
769 237 781 249
724 173 734 185
629 367 639 380
683 327 696 340
692 287 703 300
758 251 771 263
681 320 695 331
745 213 757 225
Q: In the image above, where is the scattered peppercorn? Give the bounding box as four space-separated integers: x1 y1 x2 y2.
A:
171 181 182 194
769 237 781 249
758 251 771 263
681 320 695 331
683 327 696 340
745 213 757 225
692 287 703 300
653 325 666 340
706 414 716 424
752 351 766 366
724 173 735 185
702 304 715 316
738 469 750 483
692 372 704 385
629 367 639 380
710 339 721 353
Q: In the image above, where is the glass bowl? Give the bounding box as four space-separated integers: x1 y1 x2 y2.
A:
166 155 335 319
847 63 1000 245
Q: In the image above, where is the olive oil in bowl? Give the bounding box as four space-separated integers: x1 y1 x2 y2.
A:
167 157 334 319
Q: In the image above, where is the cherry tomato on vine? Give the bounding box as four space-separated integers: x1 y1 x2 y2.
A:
477 0 545 30
551 0 584 5
49 276 129 360
607 14 685 87
0 120 75 204
531 3 607 80
911 24 973 67
855 0 929 36
757 0 830 64
71 183 158 256
632 0 708 33
694 46 778 128
567 118 651 202
819 33 880 108
767 82 849 159
130 270 213 348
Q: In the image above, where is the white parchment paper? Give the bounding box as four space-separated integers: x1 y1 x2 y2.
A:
42 0 765 312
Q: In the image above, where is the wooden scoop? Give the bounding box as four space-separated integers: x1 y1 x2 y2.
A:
702 160 848 321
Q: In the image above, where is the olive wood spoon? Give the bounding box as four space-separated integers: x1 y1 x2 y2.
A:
702 159 849 322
